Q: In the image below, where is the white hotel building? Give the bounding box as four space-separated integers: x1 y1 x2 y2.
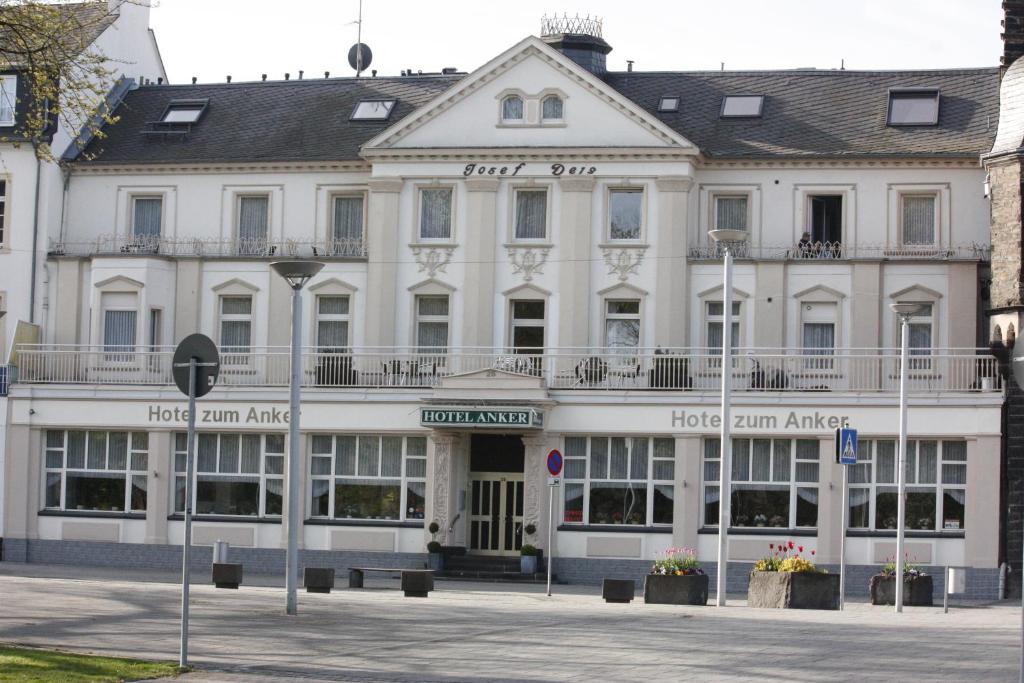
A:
0 21 1005 594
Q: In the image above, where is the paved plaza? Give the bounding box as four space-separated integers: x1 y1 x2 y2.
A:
0 563 1018 682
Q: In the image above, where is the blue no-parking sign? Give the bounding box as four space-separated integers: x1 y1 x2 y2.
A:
835 427 858 465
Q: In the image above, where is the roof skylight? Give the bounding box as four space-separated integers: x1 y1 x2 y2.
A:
658 96 679 112
351 100 396 121
721 95 764 118
887 89 939 126
161 100 206 124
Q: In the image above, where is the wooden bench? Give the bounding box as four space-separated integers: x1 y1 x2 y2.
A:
348 567 435 597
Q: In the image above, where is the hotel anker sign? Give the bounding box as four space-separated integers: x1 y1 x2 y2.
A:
420 408 543 428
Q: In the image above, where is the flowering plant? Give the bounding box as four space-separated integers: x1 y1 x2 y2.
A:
753 540 823 574
651 547 704 576
880 555 925 578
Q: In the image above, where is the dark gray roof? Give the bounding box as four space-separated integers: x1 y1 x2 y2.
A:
77 76 461 163
605 68 1000 158
77 66 1000 164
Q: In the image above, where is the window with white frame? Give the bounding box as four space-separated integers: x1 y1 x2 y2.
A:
419 188 452 240
901 194 937 245
801 302 836 369
174 432 284 517
514 188 547 240
605 300 640 355
332 195 364 255
0 179 8 247
0 75 15 126
562 436 675 526
609 189 643 240
237 195 269 255
219 295 252 364
101 293 137 362
896 302 934 370
848 439 966 531
714 195 748 231
44 430 148 513
316 295 350 351
415 295 449 353
501 95 524 121
703 438 820 528
541 95 563 121
510 300 545 353
310 435 426 521
705 301 741 353
131 196 162 240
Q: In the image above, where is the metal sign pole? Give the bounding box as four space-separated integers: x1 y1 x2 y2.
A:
840 461 848 611
179 358 197 669
546 485 554 597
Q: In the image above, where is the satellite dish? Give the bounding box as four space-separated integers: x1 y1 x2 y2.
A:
348 43 373 73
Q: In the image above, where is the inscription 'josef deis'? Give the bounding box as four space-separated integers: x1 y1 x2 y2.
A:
148 405 290 425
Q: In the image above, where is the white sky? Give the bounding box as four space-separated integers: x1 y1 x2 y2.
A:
149 0 1004 84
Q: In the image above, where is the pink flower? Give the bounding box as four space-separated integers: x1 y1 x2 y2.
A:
811 550 816 556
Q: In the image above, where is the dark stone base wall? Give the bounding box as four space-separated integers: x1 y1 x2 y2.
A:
1 539 1003 599
1003 356 1024 598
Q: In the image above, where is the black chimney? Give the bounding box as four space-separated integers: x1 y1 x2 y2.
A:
1003 1 1024 69
540 14 612 76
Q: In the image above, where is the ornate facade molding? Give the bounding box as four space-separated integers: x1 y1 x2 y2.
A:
411 245 456 278
520 435 552 549
602 245 647 282
507 245 550 282
430 433 456 545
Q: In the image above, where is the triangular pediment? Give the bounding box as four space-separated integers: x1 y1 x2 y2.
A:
430 366 550 402
363 37 698 154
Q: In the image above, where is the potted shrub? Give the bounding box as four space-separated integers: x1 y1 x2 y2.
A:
520 544 538 574
643 547 708 605
870 557 933 606
748 540 839 610
427 521 444 571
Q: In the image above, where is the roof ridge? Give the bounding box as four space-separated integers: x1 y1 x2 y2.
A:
606 67 1000 76
136 75 463 89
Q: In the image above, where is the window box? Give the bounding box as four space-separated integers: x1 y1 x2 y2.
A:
747 571 839 610
643 573 709 605
869 574 933 606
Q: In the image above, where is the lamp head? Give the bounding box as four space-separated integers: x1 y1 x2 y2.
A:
890 302 924 318
708 229 749 244
270 260 325 290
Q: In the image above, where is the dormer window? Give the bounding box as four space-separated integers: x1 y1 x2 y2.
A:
0 75 16 126
721 96 764 118
658 96 679 112
502 95 524 121
887 89 939 126
160 100 207 124
351 100 396 121
541 95 563 121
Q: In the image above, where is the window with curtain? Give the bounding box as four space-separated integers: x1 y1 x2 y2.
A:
848 439 966 531
900 302 934 370
103 310 136 354
416 295 449 352
703 438 819 528
44 430 148 512
901 195 936 245
514 189 547 240
0 75 15 125
309 435 426 520
609 189 643 240
219 295 252 364
801 302 837 370
419 188 452 240
332 195 364 255
541 96 563 120
715 195 748 231
316 295 349 351
174 432 284 517
562 436 675 526
605 300 640 354
502 95 523 121
705 301 741 361
237 195 269 255
131 197 162 240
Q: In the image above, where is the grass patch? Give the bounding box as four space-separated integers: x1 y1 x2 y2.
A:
0 645 182 683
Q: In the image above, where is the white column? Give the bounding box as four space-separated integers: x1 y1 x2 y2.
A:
521 434 554 550
428 432 456 545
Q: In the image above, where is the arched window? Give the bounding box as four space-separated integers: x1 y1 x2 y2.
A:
501 95 523 121
542 95 563 120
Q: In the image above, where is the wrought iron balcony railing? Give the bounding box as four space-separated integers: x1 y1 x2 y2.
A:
48 235 368 259
687 242 991 261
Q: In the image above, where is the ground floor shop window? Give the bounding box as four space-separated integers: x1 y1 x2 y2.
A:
309 435 426 521
174 432 284 517
702 437 819 528
848 439 966 531
44 430 148 512
562 436 674 526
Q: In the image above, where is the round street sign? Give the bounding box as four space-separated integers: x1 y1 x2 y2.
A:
1013 339 1024 390
546 449 563 476
172 333 220 398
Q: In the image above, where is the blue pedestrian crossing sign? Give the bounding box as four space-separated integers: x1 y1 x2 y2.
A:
836 428 858 465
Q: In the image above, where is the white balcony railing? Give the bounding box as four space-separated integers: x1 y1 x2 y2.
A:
49 235 367 259
687 242 991 261
11 345 1002 394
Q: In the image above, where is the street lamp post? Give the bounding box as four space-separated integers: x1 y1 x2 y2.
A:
709 228 748 607
890 302 923 614
271 260 324 616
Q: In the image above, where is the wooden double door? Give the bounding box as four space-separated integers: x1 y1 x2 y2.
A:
468 473 524 555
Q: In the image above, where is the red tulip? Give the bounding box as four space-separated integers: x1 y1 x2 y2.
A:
788 541 795 550
798 546 804 553
811 550 816 556
769 543 774 549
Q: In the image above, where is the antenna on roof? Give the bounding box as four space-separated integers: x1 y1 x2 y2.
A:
226 75 231 83
347 0 373 77
841 58 845 71
721 62 725 71
191 76 197 84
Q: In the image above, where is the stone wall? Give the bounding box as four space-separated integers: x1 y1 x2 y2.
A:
988 161 1024 310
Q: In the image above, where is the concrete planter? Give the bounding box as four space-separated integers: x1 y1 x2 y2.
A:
521 554 538 574
869 574 934 606
212 563 243 589
643 573 709 605
602 578 636 603
401 571 434 598
747 571 839 610
427 552 444 571
304 567 335 593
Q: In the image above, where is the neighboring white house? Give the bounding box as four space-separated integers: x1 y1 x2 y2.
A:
0 19 1004 596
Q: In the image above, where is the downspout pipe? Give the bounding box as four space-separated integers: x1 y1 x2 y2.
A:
28 144 42 324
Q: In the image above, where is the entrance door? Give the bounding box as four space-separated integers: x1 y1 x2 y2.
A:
468 473 524 555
